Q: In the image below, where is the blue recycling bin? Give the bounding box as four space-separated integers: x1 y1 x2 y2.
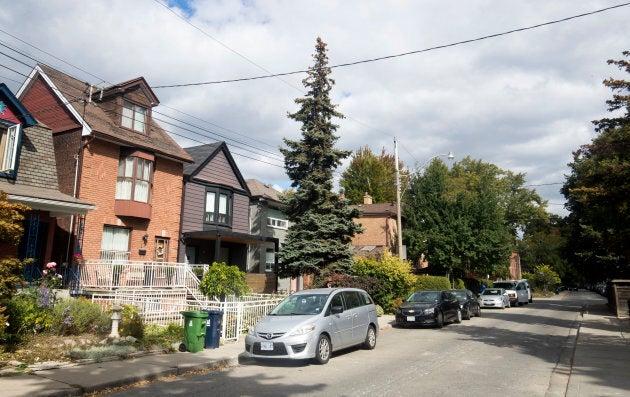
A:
203 310 223 349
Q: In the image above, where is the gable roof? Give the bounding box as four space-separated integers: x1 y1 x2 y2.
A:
183 141 250 193
0 83 36 127
246 178 284 206
17 64 192 164
351 202 398 217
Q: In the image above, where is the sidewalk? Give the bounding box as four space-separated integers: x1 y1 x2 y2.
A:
564 301 630 397
2 302 629 397
1 316 397 396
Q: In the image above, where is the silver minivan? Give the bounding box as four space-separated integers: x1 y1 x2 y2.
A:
244 288 379 364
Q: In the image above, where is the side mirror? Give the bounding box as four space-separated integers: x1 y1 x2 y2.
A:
331 305 344 314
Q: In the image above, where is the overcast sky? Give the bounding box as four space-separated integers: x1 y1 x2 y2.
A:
2 0 629 217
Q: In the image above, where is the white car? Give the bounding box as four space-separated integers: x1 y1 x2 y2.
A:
479 288 510 309
244 288 379 364
493 280 529 306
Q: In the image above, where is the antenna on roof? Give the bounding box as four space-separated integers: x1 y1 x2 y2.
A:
99 84 104 101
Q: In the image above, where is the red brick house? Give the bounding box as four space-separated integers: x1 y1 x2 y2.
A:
0 83 94 278
17 65 192 265
350 193 398 257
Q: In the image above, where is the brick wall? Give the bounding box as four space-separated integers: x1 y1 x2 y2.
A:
77 139 184 262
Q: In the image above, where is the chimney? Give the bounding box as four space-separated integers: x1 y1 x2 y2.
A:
363 193 373 205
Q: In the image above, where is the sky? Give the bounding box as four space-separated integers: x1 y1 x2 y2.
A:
1 0 629 217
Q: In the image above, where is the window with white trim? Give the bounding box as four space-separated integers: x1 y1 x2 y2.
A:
116 155 153 203
0 123 19 174
267 217 288 230
265 248 275 272
100 226 130 260
121 101 147 133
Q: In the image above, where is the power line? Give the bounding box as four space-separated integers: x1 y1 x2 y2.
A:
151 2 630 89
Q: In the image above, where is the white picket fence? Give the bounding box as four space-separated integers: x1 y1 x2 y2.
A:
91 289 286 342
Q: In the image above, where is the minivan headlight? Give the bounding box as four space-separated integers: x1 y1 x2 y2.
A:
289 324 316 336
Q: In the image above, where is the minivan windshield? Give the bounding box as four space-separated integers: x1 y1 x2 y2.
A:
493 282 516 289
270 294 329 316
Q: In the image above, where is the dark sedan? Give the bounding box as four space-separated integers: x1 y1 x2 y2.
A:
395 290 462 328
449 289 481 320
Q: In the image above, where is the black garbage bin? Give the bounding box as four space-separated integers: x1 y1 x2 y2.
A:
203 310 224 349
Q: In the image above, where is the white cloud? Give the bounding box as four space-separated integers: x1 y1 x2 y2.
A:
2 0 628 217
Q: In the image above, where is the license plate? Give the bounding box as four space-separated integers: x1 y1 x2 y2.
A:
407 316 415 321
260 341 273 351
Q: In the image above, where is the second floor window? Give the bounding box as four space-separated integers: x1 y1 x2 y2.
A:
205 189 232 226
116 155 153 203
267 217 288 229
0 123 19 174
121 101 147 133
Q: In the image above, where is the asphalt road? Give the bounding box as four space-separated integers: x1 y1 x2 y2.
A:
106 295 586 397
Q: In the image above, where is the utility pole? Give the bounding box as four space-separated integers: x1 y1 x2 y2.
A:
394 138 403 258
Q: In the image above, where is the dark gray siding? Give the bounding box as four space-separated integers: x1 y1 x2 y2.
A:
194 151 242 189
232 192 250 234
181 183 205 233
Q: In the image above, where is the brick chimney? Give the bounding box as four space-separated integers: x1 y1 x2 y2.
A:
363 193 373 204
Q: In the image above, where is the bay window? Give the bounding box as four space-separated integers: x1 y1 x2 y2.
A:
116 154 153 203
205 188 232 226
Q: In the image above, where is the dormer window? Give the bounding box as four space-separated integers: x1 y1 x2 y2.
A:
0 122 20 175
121 101 146 133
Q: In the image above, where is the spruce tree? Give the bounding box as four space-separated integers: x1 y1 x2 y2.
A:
278 37 362 280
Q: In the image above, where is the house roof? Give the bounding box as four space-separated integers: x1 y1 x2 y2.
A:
246 179 282 203
182 142 222 176
351 202 398 217
0 82 95 215
183 142 250 193
0 83 36 127
17 64 192 164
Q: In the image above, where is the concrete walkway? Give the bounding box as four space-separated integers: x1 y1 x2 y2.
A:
1 296 628 397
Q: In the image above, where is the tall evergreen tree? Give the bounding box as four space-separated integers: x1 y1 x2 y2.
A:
278 38 362 279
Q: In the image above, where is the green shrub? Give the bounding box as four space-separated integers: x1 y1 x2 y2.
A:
108 304 144 339
142 323 183 351
453 278 466 289
375 304 384 317
5 287 55 337
353 250 415 314
199 262 251 301
414 275 451 290
51 297 110 336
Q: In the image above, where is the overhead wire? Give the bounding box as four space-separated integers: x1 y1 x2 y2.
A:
0 38 286 168
150 2 630 89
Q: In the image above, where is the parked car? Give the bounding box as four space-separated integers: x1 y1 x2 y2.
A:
449 289 481 319
395 290 462 328
493 280 529 306
244 288 379 365
479 288 510 309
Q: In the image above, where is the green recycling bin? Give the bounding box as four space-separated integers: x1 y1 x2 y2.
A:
180 310 208 353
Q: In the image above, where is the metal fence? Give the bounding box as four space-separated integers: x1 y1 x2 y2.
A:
91 290 286 342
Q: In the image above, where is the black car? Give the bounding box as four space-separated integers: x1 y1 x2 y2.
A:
449 289 481 320
395 290 462 328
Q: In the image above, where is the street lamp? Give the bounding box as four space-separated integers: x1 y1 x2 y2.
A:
394 142 454 259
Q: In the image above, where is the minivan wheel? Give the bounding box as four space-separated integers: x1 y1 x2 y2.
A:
363 326 376 350
313 334 331 365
